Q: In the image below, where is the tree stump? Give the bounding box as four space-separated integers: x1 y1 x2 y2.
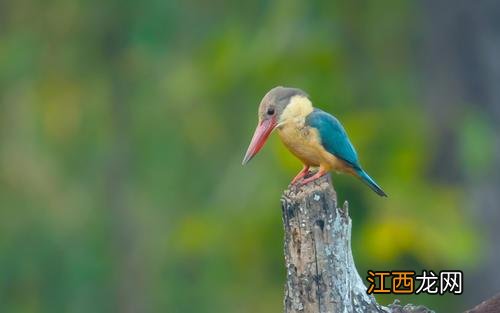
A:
281 175 385 313
281 174 436 313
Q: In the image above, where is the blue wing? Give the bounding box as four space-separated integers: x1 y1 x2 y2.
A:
305 108 361 169
306 109 387 196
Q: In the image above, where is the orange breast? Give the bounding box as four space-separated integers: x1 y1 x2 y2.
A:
277 123 349 173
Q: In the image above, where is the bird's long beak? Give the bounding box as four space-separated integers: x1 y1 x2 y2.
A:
242 117 276 165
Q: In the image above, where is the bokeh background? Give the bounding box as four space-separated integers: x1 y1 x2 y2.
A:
1 0 500 312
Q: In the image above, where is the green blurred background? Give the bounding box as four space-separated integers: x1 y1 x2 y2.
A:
1 0 500 312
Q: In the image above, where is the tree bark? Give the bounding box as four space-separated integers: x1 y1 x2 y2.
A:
466 292 500 313
281 175 383 313
281 175 434 313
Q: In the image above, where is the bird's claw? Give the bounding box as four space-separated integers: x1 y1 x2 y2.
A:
299 169 328 185
290 166 310 185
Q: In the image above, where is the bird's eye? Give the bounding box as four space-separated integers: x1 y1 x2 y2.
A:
267 108 275 115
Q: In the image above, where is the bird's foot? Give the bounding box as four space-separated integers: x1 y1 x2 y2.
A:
300 168 328 185
291 165 310 185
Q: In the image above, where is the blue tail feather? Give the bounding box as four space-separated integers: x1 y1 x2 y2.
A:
356 169 387 197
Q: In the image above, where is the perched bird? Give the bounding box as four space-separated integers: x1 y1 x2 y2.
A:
242 86 387 197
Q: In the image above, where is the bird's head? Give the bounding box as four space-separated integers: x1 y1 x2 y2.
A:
242 86 309 165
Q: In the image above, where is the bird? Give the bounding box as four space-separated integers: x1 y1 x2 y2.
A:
242 86 387 197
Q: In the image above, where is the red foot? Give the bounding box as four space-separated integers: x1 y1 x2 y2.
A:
291 166 310 185
301 168 328 185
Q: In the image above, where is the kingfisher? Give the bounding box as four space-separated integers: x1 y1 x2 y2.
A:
242 86 387 197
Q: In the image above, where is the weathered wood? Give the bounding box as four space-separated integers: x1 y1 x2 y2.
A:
281 174 386 313
281 174 436 313
466 292 500 313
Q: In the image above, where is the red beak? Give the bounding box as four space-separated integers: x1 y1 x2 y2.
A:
242 118 276 165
